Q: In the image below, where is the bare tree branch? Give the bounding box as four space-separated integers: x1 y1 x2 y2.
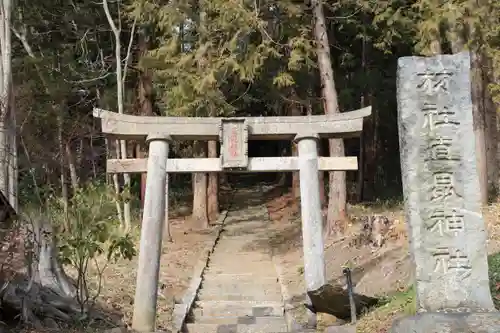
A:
102 0 132 231
122 15 137 86
63 72 113 84
11 26 35 58
102 0 120 36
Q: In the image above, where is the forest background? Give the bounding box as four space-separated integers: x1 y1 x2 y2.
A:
0 0 499 331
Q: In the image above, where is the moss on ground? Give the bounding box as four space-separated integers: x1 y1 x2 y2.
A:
356 252 500 333
356 285 415 333
488 252 500 309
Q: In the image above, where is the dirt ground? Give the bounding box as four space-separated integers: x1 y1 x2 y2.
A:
93 216 217 332
0 214 217 333
3 189 500 333
265 192 500 333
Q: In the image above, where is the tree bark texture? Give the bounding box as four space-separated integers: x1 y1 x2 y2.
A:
311 0 347 235
471 51 488 205
482 56 498 196
103 0 132 231
289 95 301 198
207 140 219 222
446 20 490 203
192 141 209 228
65 142 79 191
0 0 15 210
137 30 154 210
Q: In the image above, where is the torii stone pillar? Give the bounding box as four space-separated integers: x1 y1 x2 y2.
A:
132 133 171 332
295 132 326 326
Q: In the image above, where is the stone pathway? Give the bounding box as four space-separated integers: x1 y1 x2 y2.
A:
184 188 288 333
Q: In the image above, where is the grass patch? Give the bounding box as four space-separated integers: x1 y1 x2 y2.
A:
356 250 500 333
488 252 500 309
356 286 415 333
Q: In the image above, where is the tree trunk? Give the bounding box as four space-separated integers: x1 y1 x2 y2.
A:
311 0 346 235
103 0 133 232
483 56 498 197
137 30 154 210
57 112 69 231
356 33 367 203
192 141 209 228
356 96 366 203
428 35 442 55
291 140 300 198
276 142 287 187
0 0 13 208
306 95 325 204
32 217 77 298
362 94 376 201
7 79 16 211
163 172 172 242
120 147 131 233
90 135 97 179
65 141 79 191
447 26 488 204
471 51 488 205
289 91 301 198
291 121 300 198
75 138 85 184
207 140 219 222
113 141 124 226
0 216 83 324
140 151 147 209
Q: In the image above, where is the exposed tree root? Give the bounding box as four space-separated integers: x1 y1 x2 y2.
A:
0 217 87 327
0 275 81 327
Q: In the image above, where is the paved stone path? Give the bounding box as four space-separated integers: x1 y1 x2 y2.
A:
184 187 289 333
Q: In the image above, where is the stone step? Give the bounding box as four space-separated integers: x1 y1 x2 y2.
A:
222 228 269 235
197 287 283 302
201 274 279 284
200 279 281 294
202 272 278 280
189 314 284 325
210 248 271 256
217 235 269 242
191 300 284 318
212 243 264 252
222 232 268 238
208 248 270 256
209 252 271 261
207 258 275 269
204 263 276 274
223 219 268 226
222 221 271 228
184 317 288 332
216 236 268 241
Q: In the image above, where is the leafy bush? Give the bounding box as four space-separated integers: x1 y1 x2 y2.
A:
48 182 137 313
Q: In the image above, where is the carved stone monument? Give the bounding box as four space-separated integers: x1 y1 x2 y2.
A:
392 51 500 332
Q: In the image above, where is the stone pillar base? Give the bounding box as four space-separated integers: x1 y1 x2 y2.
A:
390 312 500 333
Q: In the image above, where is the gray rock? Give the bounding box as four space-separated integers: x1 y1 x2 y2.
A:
390 312 500 333
306 283 378 320
397 51 494 312
325 325 356 333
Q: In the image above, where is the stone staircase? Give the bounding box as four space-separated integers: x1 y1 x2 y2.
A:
184 201 289 333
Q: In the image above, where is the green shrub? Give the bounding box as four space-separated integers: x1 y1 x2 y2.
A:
48 182 137 314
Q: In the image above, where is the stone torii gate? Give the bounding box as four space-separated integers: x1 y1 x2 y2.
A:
93 106 371 332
